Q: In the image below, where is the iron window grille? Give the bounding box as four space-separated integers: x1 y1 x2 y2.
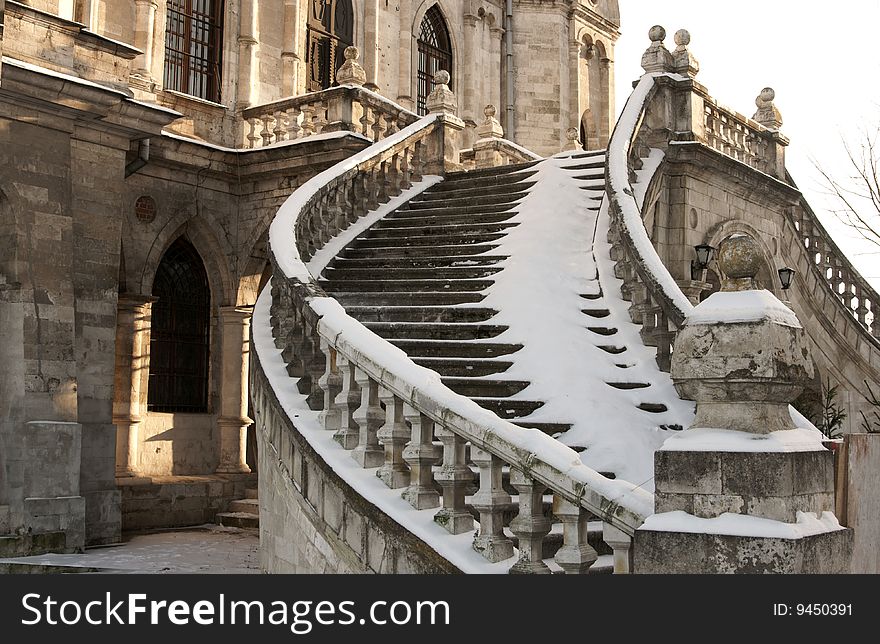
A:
163 0 225 103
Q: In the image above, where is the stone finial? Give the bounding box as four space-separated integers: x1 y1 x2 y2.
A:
753 87 783 130
672 29 699 78
426 69 457 115
565 127 581 151
641 25 674 74
671 234 813 435
335 46 367 86
475 104 504 139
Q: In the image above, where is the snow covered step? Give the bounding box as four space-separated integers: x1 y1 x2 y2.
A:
363 322 508 341
329 255 507 269
362 222 518 239
385 339 523 359
341 306 497 324
441 378 530 398
441 160 540 181
331 291 486 307
511 422 572 436
339 243 501 259
582 308 611 319
637 403 668 414
318 278 494 293
566 150 606 159
323 265 502 281
562 161 605 171
411 358 514 377
414 181 537 201
350 232 508 248
597 345 627 355
470 398 544 419
388 203 517 218
405 192 530 210
377 211 518 227
606 382 651 390
433 171 538 192
587 326 618 337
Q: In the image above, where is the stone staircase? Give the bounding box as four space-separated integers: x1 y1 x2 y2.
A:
217 486 259 530
319 160 569 437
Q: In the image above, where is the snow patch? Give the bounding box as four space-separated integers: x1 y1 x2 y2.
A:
685 290 802 327
659 425 827 453
641 511 844 539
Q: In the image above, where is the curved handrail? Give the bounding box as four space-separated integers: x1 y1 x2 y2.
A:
265 113 652 538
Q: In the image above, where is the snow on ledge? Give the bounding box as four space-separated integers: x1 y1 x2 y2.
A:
659 425 827 453
685 290 802 328
640 511 844 539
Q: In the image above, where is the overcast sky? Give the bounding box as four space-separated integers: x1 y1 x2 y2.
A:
613 1 880 289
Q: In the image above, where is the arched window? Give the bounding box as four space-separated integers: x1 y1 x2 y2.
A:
416 6 453 115
306 0 354 91
148 238 211 413
164 0 225 102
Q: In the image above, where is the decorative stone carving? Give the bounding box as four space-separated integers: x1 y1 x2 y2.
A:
641 25 674 74
426 70 457 115
335 46 367 87
475 104 503 139
753 87 783 130
565 127 581 151
672 29 699 78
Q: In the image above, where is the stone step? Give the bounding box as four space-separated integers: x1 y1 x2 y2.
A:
638 403 668 414
567 149 606 159
471 398 544 419
339 243 501 259
441 378 530 398
412 358 514 377
364 322 508 341
388 203 517 218
588 327 618 337
342 306 497 324
376 211 518 228
329 255 507 269
511 422 572 436
324 265 503 281
217 512 259 530
606 382 651 390
582 309 611 319
320 278 493 293
406 192 529 210
597 345 627 355
387 339 523 359
229 498 259 514
245 487 258 500
332 292 486 307
431 172 539 193
562 161 606 171
349 232 507 249
362 222 518 239
415 181 537 201
443 160 541 182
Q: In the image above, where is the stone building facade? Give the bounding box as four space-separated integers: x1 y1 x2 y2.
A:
0 0 619 552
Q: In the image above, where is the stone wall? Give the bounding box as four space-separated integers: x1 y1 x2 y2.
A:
836 434 880 573
251 352 459 574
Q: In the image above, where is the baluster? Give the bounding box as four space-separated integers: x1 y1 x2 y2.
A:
333 355 360 449
301 102 316 137
553 497 598 574
508 469 551 574
471 447 514 563
372 112 387 142
261 114 275 146
411 141 424 183
273 110 288 142
247 117 261 149
433 426 475 535
399 147 413 191
353 174 369 219
314 100 328 133
603 523 633 574
401 406 441 509
389 153 403 196
366 164 381 211
342 182 359 226
351 368 384 468
317 339 343 431
856 286 868 326
287 106 303 139
377 160 391 204
360 106 375 138
376 389 411 489
386 111 400 136
300 311 325 411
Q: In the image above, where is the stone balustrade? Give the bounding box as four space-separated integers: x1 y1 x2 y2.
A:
702 99 777 176
260 77 651 574
459 104 542 170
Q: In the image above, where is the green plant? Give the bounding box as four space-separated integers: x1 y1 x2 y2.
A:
859 380 880 434
815 378 847 439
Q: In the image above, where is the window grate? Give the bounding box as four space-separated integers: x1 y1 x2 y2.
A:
163 0 225 103
416 6 453 116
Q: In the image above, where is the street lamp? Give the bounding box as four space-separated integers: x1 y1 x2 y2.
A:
778 267 796 291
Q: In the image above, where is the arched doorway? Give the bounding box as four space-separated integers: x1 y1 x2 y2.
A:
306 0 354 91
416 5 453 115
147 237 211 413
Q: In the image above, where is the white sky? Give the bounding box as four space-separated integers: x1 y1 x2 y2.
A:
614 0 880 289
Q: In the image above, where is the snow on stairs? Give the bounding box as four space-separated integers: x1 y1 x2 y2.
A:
320 160 568 437
217 486 259 530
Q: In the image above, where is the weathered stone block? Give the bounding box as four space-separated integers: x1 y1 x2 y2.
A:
323 484 343 534
343 504 364 557
655 450 722 495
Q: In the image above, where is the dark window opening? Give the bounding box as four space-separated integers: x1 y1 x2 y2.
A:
306 0 354 92
416 5 453 115
148 237 211 413
163 0 225 103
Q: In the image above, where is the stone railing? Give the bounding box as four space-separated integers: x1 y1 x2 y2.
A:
700 98 784 179
259 82 652 574
459 105 542 170
242 85 420 149
789 186 880 343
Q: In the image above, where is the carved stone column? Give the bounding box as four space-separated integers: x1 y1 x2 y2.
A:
133 0 159 79
281 0 303 96
216 307 253 474
237 0 260 109
112 295 155 478
364 0 380 92
396 0 413 108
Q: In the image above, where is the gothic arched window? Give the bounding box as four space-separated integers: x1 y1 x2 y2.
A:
163 0 225 102
148 238 211 413
306 0 354 91
416 6 453 115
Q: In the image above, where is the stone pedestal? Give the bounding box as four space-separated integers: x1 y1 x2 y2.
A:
216 307 253 474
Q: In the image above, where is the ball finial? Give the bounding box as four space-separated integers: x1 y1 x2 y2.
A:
760 87 775 102
674 29 691 47
434 70 451 86
484 104 496 119
344 46 359 61
649 25 666 43
718 234 763 283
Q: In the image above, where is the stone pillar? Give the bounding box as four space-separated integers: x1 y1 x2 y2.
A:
473 105 504 169
634 235 853 574
281 0 303 96
425 71 465 174
237 0 259 109
364 0 380 92
112 295 155 479
462 12 479 130
752 87 788 179
641 26 673 74
489 24 504 114
133 1 159 79
216 307 253 473
396 0 413 108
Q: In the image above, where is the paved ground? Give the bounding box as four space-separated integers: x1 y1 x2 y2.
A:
0 526 261 574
